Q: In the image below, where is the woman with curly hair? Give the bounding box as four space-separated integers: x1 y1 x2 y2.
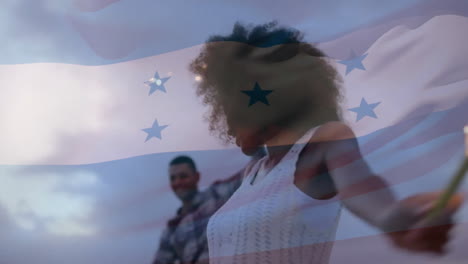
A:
189 22 462 264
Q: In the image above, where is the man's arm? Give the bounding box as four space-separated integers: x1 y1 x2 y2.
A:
152 228 178 264
210 147 266 199
210 170 243 198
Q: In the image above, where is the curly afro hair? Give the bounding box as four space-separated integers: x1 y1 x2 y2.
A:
190 21 342 143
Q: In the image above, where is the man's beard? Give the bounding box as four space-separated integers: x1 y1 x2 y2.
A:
175 188 198 202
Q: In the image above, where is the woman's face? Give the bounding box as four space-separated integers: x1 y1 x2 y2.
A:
215 47 334 155
232 122 285 156
229 122 265 156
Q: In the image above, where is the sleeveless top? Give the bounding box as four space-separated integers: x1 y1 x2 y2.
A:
207 127 342 264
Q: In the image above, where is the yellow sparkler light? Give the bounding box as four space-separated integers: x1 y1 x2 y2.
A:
426 125 468 221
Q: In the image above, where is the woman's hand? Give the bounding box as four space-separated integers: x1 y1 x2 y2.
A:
379 192 463 254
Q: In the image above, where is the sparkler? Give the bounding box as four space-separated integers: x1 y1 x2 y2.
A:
426 125 468 221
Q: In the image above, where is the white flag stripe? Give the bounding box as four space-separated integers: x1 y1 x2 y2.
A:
1 15 467 166
333 15 468 136
0 46 227 164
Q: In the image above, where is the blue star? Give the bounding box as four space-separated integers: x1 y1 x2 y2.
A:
338 51 368 75
348 98 381 122
241 82 273 106
144 72 171 95
142 119 168 141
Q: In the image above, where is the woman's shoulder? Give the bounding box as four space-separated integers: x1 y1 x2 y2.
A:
311 121 356 143
299 122 358 166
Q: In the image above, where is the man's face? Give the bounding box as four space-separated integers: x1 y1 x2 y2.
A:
169 163 199 202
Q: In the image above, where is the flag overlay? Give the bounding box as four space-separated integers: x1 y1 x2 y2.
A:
0 0 468 263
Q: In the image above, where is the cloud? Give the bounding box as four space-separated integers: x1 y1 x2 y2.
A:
0 0 96 64
0 167 100 236
0 63 113 164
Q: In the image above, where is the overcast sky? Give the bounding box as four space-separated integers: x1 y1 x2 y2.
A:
1 1 468 263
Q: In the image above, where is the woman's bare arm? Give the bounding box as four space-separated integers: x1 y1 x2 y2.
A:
316 122 462 254
318 122 397 228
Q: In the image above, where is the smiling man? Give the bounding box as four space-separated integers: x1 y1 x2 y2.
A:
152 154 263 264
168 156 202 212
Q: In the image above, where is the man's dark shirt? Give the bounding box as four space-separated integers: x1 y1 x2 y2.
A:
153 173 242 264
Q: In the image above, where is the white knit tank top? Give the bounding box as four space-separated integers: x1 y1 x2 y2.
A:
207 127 342 264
